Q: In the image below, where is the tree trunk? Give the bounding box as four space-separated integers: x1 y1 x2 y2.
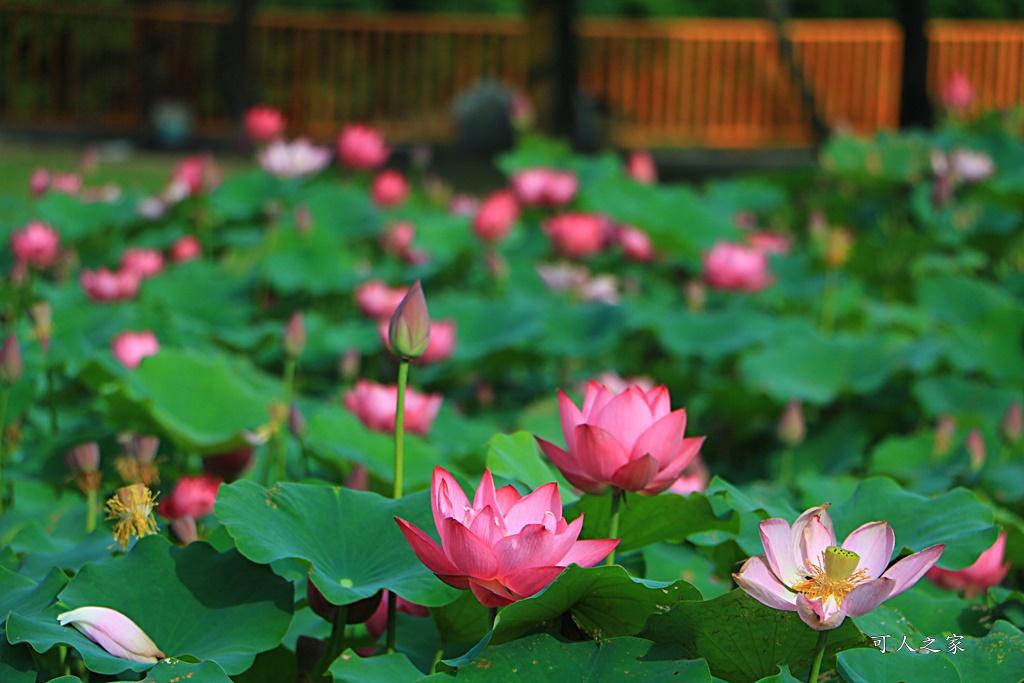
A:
898 0 932 128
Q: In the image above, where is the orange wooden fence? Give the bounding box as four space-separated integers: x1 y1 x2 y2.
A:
0 4 1019 148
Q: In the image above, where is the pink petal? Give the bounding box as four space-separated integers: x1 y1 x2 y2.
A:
640 436 704 495
574 424 629 483
646 385 671 419
581 381 614 419
800 515 836 570
504 482 561 535
842 578 895 617
796 593 846 631
791 506 835 556
395 517 464 581
495 484 522 516
441 518 499 580
558 536 619 568
469 505 505 548
503 565 565 599
473 469 500 512
610 454 659 492
880 544 945 597
590 387 654 451
629 409 687 467
469 579 517 608
432 467 470 532
543 515 584 564
558 389 586 451
759 518 801 588
493 523 554 576
733 555 798 611
536 437 585 481
841 522 895 580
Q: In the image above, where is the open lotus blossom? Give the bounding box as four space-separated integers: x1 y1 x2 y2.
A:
245 105 286 142
168 235 201 263
512 168 578 208
169 155 220 197
396 467 619 607
536 381 705 496
473 189 520 243
371 169 410 207
120 247 164 279
57 606 165 663
733 504 945 631
344 379 442 436
157 473 222 520
543 213 610 259
928 532 1010 598
337 123 390 169
354 280 409 319
112 330 160 369
702 241 772 292
616 225 655 261
81 267 141 302
258 139 332 178
11 221 60 268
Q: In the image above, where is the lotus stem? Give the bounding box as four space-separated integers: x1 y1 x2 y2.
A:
312 603 347 679
386 591 398 654
780 447 794 488
85 487 97 534
0 384 8 515
393 360 409 500
807 629 828 683
605 488 623 566
46 368 59 435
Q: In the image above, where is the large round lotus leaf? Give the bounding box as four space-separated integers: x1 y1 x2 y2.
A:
642 589 869 683
837 620 1024 683
436 634 710 682
330 651 428 683
215 481 460 607
116 659 234 683
5 536 293 676
120 348 282 453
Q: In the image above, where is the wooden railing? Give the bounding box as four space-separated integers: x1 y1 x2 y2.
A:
0 5 1020 148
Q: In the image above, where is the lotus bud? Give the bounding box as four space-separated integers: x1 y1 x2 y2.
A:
169 515 199 545
57 606 165 663
934 415 956 457
778 400 806 448
685 280 706 313
387 279 430 361
120 434 160 464
346 463 369 491
0 334 23 384
66 442 102 494
966 429 986 472
1002 401 1022 445
29 302 53 353
288 403 307 439
282 311 306 358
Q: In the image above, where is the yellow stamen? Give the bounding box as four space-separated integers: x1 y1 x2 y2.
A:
792 546 870 608
105 484 159 550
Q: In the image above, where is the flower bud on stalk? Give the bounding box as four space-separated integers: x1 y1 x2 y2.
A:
1003 401 1022 446
57 606 165 663
0 335 23 385
66 442 101 494
387 280 430 361
283 311 307 358
778 400 806 448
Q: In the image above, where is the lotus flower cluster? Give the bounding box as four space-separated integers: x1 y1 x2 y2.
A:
537 381 705 496
396 467 619 607
733 504 944 630
512 168 578 207
10 221 60 268
258 139 332 179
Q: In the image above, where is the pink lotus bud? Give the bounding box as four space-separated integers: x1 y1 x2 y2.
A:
449 194 480 217
120 248 164 280
354 280 408 319
616 225 655 261
245 105 287 142
0 334 24 384
282 311 307 357
288 403 307 438
1003 401 1022 445
11 221 60 268
294 205 313 234
778 400 806 447
29 301 53 353
379 318 456 364
626 151 657 184
966 429 986 471
473 190 520 243
371 170 409 208
169 235 201 263
50 172 83 195
381 220 416 257
119 433 160 464
942 72 973 111
339 348 361 382
513 168 578 208
112 330 160 370
927 532 1010 598
30 168 50 196
157 473 222 520
80 268 141 302
337 124 390 170
66 442 100 474
202 447 253 482
170 155 219 196
169 515 199 545
542 213 609 259
934 416 957 457
346 463 369 491
388 280 431 361
703 241 772 292
343 379 442 436
57 606 165 663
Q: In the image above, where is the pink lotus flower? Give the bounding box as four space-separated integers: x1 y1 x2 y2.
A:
157 473 223 519
11 221 60 268
120 248 164 280
626 151 657 184
258 139 332 178
667 455 709 496
170 155 219 197
51 172 84 195
337 124 390 170
344 379 442 437
927 532 1010 598
245 105 287 142
473 190 519 243
354 280 409 319
616 225 655 261
112 330 160 369
949 149 995 183
81 267 141 302
512 168 578 208
57 606 165 663
702 241 772 292
943 72 973 110
378 318 456 364
372 170 410 208
543 213 609 259
168 235 201 263
733 504 945 631
30 168 50 197
395 467 619 608
536 381 705 496
748 231 791 256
